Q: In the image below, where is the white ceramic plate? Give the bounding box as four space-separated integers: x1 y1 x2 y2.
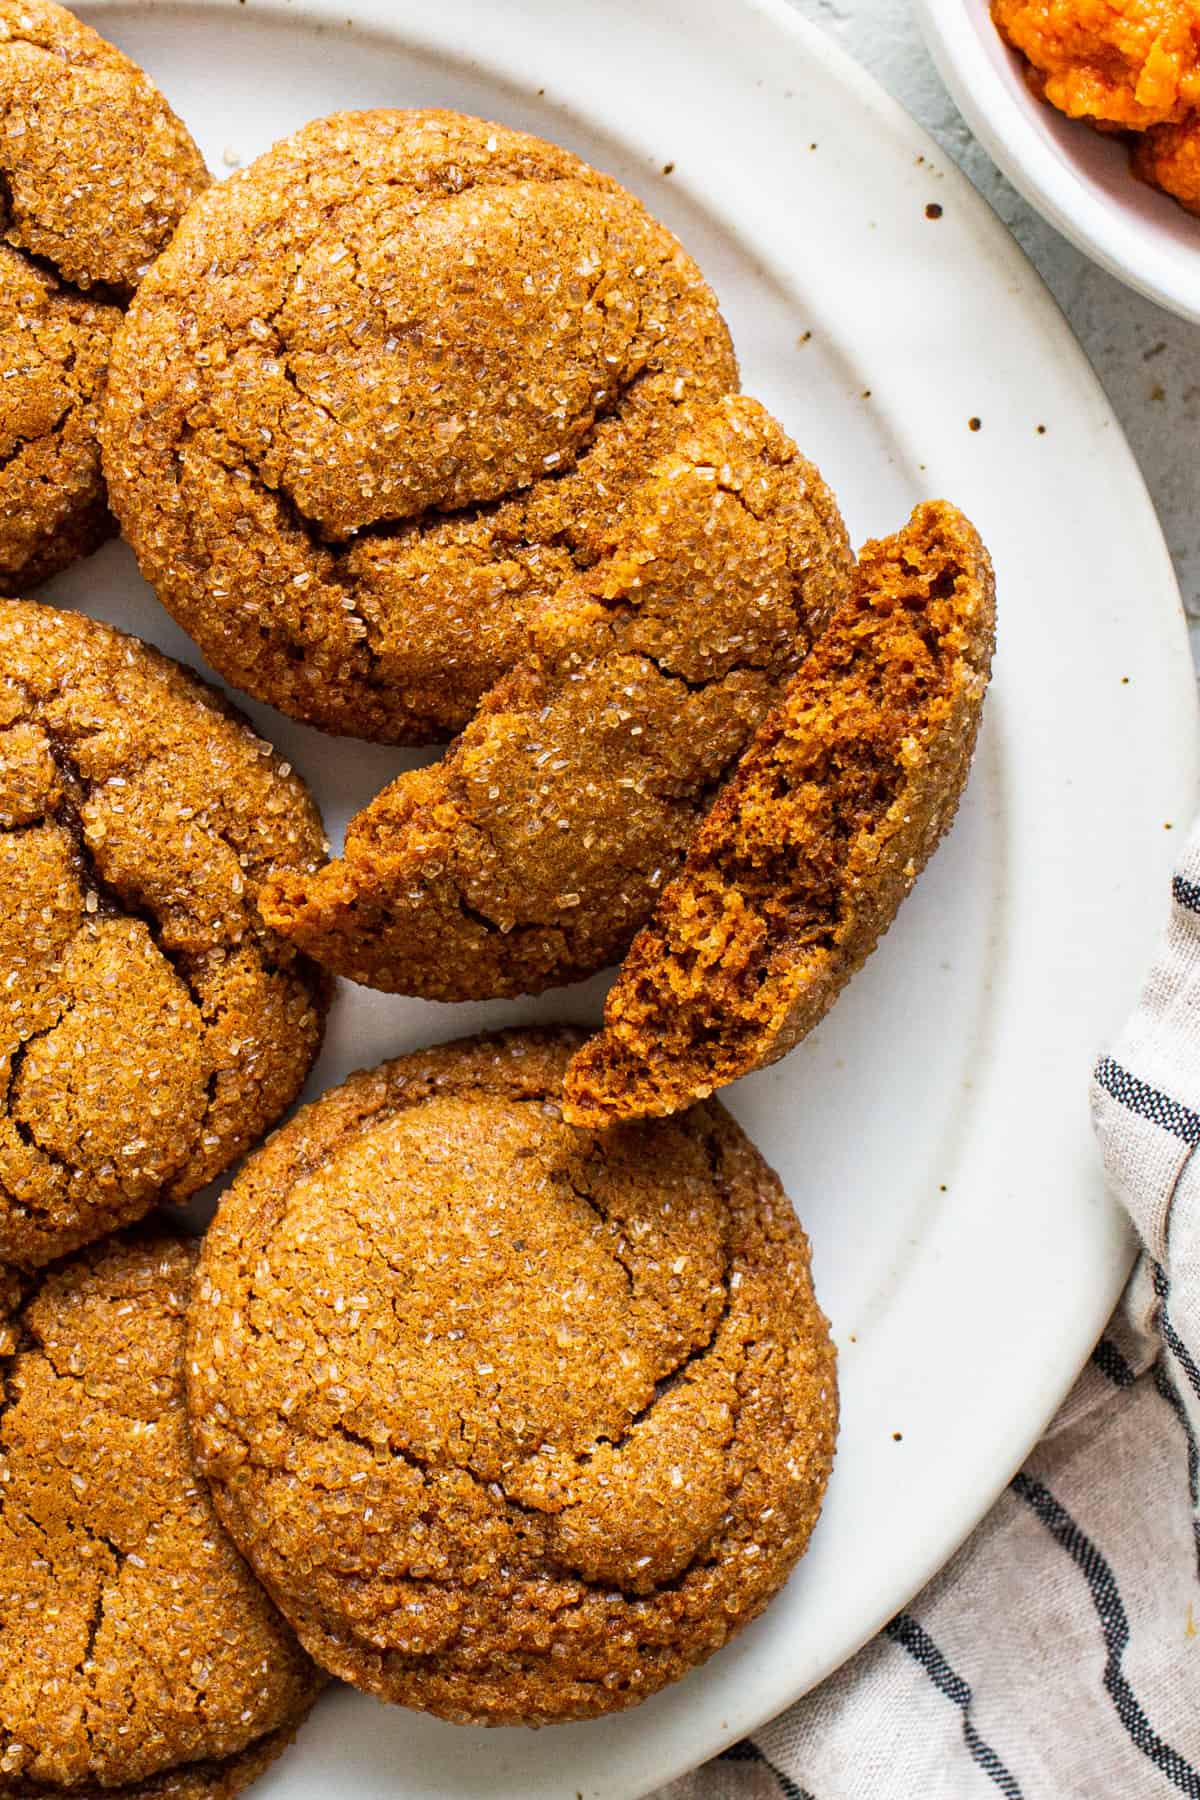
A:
51 1 1198 1795
917 0 1200 326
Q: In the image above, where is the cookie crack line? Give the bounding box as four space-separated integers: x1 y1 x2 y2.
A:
0 388 75 477
232 1137 728 1486
165 166 685 559
0 172 131 307
172 427 395 692
248 218 656 514
561 1173 636 1294
0 670 323 1251
2 1276 180 1425
35 726 217 1028
243 168 676 498
178 319 670 565
411 662 778 952
225 1394 747 1619
223 1200 740 1588
4 1020 84 1184
226 1063 588 1231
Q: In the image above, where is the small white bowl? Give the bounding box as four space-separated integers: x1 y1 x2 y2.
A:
916 0 1200 322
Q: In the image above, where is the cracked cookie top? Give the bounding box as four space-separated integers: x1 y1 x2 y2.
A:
187 1027 837 1725
102 108 737 742
0 0 208 595
259 395 852 1000
0 602 328 1274
0 247 120 594
563 501 996 1126
0 1229 322 1797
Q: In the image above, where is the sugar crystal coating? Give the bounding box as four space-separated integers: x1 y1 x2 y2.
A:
0 1230 322 1797
259 395 852 998
187 1028 838 1726
102 109 738 742
0 0 208 593
0 603 328 1274
563 502 996 1125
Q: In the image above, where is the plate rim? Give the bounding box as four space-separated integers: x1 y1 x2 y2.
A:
915 0 1200 326
74 1 1200 1792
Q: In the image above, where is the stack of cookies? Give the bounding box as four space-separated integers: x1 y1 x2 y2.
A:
0 5 995 1792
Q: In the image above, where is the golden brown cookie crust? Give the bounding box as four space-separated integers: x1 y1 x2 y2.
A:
0 0 208 594
0 602 329 1272
259 395 852 998
0 247 119 593
187 1027 838 1727
0 1231 323 1796
563 501 996 1126
102 109 738 742
2 1718 304 1800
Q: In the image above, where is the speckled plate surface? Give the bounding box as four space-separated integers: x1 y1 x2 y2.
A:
53 1 1199 1795
917 0 1200 327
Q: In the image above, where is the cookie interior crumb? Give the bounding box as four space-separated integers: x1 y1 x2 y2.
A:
258 394 851 999
102 108 737 741
0 0 208 592
563 500 995 1125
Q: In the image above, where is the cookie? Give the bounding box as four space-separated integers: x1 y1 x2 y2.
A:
0 0 208 593
0 1230 323 1798
187 1028 838 1726
563 501 995 1126
102 108 738 742
259 396 852 998
0 602 329 1274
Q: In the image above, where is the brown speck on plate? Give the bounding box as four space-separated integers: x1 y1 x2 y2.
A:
968 416 982 431
662 161 675 175
925 202 943 219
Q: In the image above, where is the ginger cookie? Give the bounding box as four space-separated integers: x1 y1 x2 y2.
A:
0 1229 323 1798
259 395 852 998
102 108 738 742
0 602 329 1275
0 0 208 594
187 1028 838 1726
563 502 995 1126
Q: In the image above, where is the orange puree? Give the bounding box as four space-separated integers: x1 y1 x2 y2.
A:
994 0 1200 209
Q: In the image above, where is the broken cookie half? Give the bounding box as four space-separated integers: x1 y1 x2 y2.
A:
260 394 852 999
563 500 995 1127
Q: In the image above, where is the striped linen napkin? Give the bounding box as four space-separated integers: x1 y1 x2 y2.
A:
659 817 1200 1800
